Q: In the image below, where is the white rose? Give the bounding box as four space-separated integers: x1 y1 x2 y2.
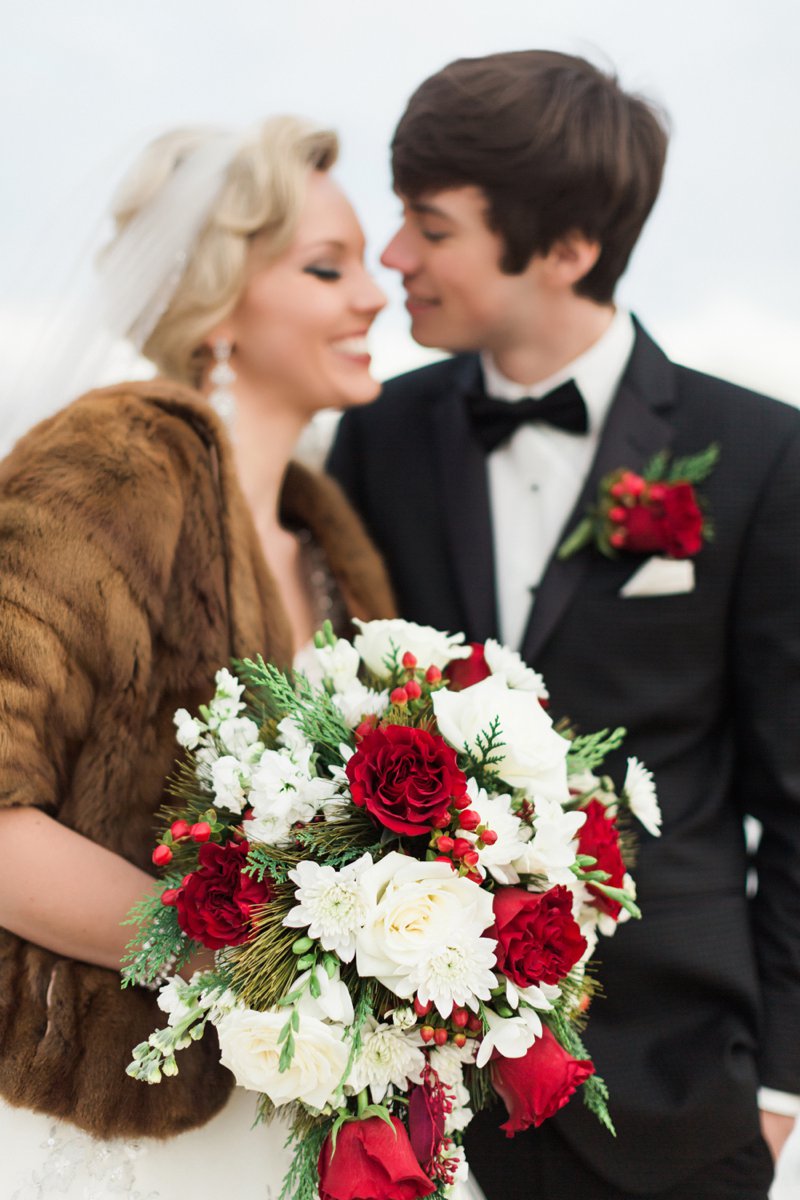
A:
355 853 496 1015
352 618 471 678
432 674 569 802
216 1007 348 1110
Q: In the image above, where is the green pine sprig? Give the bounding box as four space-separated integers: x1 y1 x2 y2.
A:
238 655 350 769
120 874 194 988
279 1122 334 1200
566 727 627 773
545 1009 615 1135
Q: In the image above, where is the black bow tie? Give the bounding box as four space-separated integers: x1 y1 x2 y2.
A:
468 378 589 452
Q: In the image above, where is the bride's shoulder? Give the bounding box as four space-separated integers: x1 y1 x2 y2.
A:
5 377 217 479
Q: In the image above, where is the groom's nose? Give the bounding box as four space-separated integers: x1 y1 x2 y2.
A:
380 226 418 276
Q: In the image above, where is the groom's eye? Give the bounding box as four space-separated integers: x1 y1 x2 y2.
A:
421 230 449 243
303 265 342 281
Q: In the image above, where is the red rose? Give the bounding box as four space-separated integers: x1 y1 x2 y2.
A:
175 839 273 949
346 725 467 837
614 481 704 559
318 1116 435 1200
491 1026 595 1135
577 799 626 919
444 643 491 691
492 885 587 988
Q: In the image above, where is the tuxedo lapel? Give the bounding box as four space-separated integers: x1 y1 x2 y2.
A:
521 324 677 664
430 356 499 641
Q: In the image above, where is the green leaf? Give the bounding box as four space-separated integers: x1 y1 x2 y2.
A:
557 516 595 561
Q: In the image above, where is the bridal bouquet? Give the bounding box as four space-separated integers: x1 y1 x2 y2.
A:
122 619 660 1200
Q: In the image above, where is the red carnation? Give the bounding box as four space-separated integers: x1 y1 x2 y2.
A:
346 725 467 837
444 643 491 691
318 1116 435 1200
491 1026 595 1135
175 839 273 950
577 799 626 919
492 885 587 988
611 481 704 559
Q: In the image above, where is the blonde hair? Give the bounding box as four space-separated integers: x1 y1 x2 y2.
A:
107 117 338 384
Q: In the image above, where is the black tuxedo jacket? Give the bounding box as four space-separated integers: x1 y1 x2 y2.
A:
329 322 800 1192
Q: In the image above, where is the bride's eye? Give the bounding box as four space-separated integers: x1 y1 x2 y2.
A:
303 265 341 281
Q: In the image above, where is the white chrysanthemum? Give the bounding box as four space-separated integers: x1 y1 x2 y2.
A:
284 855 373 962
332 680 390 729
512 795 586 886
461 780 527 886
407 935 498 1018
432 674 569 803
352 617 471 678
174 708 206 751
474 1006 541 1069
623 757 662 837
217 716 263 762
211 755 252 814
346 1017 425 1103
483 641 549 699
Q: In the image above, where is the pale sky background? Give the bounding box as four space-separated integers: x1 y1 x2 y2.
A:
0 4 799 1190
1 0 799 413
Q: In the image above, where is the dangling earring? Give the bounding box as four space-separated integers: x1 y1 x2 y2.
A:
209 338 236 425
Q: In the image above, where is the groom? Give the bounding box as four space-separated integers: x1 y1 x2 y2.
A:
329 51 800 1199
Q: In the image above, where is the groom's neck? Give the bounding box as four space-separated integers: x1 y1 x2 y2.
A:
489 297 615 387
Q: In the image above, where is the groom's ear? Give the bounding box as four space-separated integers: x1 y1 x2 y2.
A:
540 233 602 290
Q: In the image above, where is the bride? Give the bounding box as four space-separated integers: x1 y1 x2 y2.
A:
0 117 395 1198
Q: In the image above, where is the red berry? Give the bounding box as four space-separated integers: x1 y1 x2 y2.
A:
402 651 418 670
433 1027 449 1046
466 869 483 883
453 1032 467 1048
414 996 433 1017
452 1008 469 1028
355 719 376 740
170 819 191 841
453 793 472 811
609 480 627 499
481 829 498 846
608 506 627 524
458 809 481 831
648 483 667 503
405 679 422 701
390 686 409 706
434 854 452 864
420 1025 435 1043
467 1013 483 1033
152 844 173 867
437 835 455 854
433 813 452 829
242 806 254 821
622 471 645 496
610 531 627 549
425 665 442 683
462 849 480 868
452 837 472 859
161 887 180 906
190 821 212 843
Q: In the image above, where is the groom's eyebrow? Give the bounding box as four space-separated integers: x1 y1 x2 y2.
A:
409 200 452 220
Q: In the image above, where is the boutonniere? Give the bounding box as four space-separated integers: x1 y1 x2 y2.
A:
558 443 719 561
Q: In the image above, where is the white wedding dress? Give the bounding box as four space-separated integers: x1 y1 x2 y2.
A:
0 1090 294 1200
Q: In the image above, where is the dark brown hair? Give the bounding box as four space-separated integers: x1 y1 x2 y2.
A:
391 50 669 303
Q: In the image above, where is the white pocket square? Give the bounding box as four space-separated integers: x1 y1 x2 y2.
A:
619 557 695 598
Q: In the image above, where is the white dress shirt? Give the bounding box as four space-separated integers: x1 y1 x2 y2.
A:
481 307 635 650
481 310 799 1120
